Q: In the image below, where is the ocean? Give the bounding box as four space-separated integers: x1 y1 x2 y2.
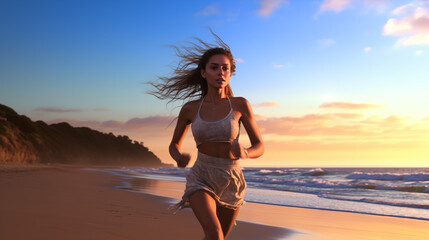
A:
102 167 429 221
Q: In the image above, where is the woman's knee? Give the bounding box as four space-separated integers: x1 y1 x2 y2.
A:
203 225 224 240
217 206 239 238
189 191 224 239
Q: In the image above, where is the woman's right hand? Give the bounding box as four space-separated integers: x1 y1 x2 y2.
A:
176 153 191 168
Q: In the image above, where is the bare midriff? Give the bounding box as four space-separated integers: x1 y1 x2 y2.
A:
197 142 236 159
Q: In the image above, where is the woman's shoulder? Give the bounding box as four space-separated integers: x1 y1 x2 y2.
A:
179 99 202 117
230 96 253 115
230 96 250 108
182 99 202 110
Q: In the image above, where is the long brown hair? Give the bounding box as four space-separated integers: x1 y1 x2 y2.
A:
148 31 236 103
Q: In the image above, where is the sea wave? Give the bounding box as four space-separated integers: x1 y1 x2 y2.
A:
253 169 290 176
114 167 189 178
374 185 429 193
302 168 327 176
346 172 429 181
319 194 429 210
104 167 429 220
246 177 351 189
245 177 429 194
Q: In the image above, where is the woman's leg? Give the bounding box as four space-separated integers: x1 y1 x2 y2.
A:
189 190 224 240
216 206 239 238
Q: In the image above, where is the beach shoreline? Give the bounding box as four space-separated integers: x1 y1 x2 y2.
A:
1 164 428 240
105 169 429 240
0 164 294 240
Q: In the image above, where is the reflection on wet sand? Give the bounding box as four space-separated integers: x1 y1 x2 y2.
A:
118 175 184 200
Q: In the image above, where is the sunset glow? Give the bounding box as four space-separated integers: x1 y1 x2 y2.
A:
1 0 428 167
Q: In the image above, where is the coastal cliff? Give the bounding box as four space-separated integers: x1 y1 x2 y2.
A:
0 104 168 167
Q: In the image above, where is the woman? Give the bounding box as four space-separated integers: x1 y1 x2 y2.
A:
150 33 264 240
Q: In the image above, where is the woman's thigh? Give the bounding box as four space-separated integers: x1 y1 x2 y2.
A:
216 206 239 238
189 190 222 232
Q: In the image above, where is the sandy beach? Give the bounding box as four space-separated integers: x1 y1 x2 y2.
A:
1 165 428 240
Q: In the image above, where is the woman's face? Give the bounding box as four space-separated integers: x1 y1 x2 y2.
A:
201 54 232 90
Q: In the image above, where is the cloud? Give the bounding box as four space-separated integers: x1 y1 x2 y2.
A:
47 115 175 133
318 0 388 14
319 0 352 13
383 3 429 46
272 64 284 68
195 4 218 16
253 113 268 121
317 38 336 47
416 49 423 55
363 0 389 13
392 3 413 15
93 107 109 112
253 102 279 108
33 107 83 113
44 104 429 166
33 106 109 114
364 46 372 52
320 102 383 109
256 113 429 145
258 0 285 17
235 58 245 63
100 120 123 128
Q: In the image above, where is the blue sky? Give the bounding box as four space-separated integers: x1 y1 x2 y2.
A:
1 0 428 166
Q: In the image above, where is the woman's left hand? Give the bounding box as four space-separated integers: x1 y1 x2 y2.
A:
231 140 248 159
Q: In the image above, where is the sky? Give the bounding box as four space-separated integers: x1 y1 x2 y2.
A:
1 0 428 167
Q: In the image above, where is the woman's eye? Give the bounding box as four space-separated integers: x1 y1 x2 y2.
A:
223 67 229 71
211 67 217 70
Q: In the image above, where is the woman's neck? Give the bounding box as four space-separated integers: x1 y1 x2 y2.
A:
205 88 227 104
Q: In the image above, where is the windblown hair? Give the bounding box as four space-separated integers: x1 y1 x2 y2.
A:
148 31 236 103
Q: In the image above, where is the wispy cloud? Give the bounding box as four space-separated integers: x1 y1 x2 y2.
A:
253 102 279 108
318 0 388 14
383 3 429 46
258 0 286 17
34 107 109 113
47 115 174 131
253 102 428 161
235 58 245 63
93 107 109 112
391 3 413 15
34 107 83 113
317 38 336 47
363 0 389 13
272 64 284 68
195 4 218 16
253 113 268 121
319 0 352 13
364 46 372 52
320 102 383 109
257 113 429 147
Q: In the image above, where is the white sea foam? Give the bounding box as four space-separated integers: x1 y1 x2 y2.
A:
103 167 429 220
245 188 429 220
346 172 429 181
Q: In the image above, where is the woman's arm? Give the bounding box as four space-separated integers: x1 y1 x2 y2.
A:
169 102 193 168
232 97 264 159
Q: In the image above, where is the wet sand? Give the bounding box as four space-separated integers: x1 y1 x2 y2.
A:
0 165 293 240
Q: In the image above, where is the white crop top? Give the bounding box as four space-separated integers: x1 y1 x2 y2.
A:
191 96 240 147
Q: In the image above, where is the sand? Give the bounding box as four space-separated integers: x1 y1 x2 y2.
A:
1 165 428 240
